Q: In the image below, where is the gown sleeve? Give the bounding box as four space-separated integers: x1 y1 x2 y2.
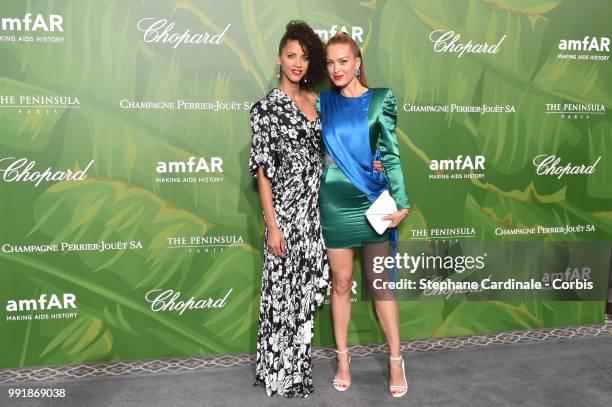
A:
248 101 279 180
316 94 326 163
378 89 411 209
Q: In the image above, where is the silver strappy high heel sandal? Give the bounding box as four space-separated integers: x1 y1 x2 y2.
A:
332 348 351 391
389 354 408 397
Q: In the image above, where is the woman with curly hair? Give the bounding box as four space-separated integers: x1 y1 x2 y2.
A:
248 20 329 397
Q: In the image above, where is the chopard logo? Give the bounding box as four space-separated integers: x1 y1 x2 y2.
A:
429 30 506 58
137 17 230 49
532 155 601 179
145 289 232 315
0 157 94 187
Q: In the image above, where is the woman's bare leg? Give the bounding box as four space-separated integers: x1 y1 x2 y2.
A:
362 242 405 393
328 247 356 387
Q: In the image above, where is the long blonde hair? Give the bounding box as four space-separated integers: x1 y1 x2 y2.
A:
326 31 368 88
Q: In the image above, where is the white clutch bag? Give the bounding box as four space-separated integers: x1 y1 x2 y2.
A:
365 190 398 235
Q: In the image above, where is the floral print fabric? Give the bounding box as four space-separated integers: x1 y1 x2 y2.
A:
249 88 330 397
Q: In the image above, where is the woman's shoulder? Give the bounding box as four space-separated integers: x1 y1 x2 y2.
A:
371 88 397 110
250 89 280 114
371 87 394 97
303 90 318 104
317 89 337 104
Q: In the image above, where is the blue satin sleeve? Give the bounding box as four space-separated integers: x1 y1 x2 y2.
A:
379 90 410 209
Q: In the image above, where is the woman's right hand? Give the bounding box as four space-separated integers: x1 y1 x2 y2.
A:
383 208 410 228
373 160 384 172
267 226 286 257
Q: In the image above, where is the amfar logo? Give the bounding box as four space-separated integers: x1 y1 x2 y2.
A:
429 30 506 58
6 293 76 312
0 157 94 187
430 155 485 171
559 36 610 52
314 25 364 43
542 267 592 284
156 156 223 174
557 36 610 61
137 17 230 49
429 155 485 180
533 155 601 179
0 13 63 32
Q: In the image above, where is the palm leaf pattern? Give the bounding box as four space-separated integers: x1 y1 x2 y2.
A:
0 0 608 368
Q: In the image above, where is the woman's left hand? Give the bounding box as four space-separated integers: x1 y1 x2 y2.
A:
383 208 410 228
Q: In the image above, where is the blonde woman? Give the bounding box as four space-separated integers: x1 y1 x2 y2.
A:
318 32 410 398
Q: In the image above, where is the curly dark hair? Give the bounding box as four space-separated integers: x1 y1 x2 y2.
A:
278 20 326 90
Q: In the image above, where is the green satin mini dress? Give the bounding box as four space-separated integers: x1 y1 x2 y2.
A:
318 88 410 249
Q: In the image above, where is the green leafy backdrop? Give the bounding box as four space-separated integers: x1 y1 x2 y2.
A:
0 0 609 368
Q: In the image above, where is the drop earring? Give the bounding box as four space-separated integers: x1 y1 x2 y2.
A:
355 67 361 77
276 64 281 78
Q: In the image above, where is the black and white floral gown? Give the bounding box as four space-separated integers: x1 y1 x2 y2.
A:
249 88 330 397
